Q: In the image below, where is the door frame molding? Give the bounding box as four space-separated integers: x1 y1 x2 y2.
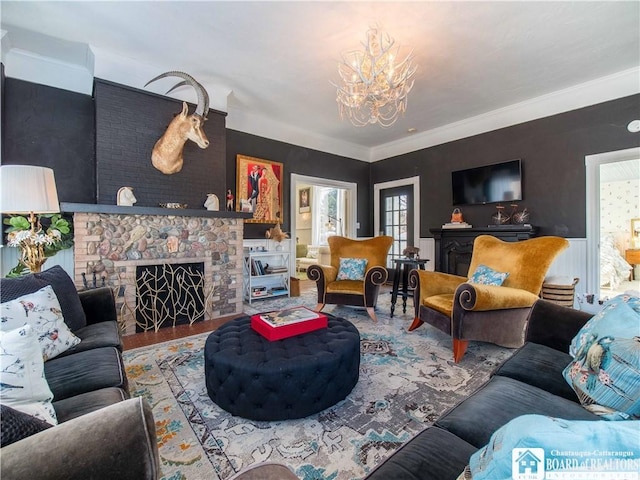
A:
585 146 640 294
290 174 358 240
374 176 420 245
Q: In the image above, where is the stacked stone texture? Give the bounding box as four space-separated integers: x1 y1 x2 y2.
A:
73 212 243 335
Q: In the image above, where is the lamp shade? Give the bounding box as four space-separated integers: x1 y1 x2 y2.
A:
0 165 60 214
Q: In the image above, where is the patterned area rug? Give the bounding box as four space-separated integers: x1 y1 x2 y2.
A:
123 289 513 480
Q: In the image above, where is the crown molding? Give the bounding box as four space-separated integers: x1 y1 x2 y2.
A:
368 67 640 162
3 47 94 95
226 107 372 162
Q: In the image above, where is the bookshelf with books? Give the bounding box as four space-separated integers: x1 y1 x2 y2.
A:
242 248 291 304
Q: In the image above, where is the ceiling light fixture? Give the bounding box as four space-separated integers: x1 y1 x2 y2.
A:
333 26 417 128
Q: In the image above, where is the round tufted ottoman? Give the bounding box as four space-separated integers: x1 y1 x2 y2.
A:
204 315 360 421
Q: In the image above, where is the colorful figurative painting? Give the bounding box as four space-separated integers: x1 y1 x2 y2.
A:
236 155 284 224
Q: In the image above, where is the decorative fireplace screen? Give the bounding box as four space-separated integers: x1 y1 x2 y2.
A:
135 262 206 332
443 240 474 277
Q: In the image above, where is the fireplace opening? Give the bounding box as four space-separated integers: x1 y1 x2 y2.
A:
135 262 205 332
444 240 474 277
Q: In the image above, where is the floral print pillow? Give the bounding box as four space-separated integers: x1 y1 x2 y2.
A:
468 264 509 286
337 258 368 281
1 285 81 361
0 325 57 425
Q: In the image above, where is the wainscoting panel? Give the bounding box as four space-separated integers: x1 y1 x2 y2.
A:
546 239 587 297
417 237 436 271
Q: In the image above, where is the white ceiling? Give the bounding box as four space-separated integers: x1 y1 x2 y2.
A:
600 158 640 182
1 1 639 162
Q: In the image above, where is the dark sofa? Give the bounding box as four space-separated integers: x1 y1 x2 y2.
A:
0 266 159 479
364 299 597 480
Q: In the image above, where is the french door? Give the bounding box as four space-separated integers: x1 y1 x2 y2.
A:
380 185 414 268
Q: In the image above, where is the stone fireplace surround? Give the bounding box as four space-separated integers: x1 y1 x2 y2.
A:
63 203 251 336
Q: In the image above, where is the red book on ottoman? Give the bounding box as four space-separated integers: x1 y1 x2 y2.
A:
251 306 328 341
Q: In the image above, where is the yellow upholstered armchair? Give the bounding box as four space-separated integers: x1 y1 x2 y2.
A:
408 235 569 362
307 236 393 321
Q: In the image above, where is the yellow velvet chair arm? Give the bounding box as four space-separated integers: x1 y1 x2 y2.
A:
456 283 540 311
317 265 338 283
414 270 468 300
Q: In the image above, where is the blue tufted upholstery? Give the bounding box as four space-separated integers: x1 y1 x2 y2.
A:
204 316 360 420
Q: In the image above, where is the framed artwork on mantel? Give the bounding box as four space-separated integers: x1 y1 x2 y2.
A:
236 155 284 224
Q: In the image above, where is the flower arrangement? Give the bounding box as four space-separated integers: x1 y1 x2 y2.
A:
3 214 73 277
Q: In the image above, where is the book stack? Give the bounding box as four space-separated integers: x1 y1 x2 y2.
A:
442 222 472 229
251 259 266 275
251 306 328 341
265 265 288 274
251 286 269 297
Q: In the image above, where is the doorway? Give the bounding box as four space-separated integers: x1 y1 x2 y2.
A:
290 174 357 262
379 185 414 266
585 147 640 298
374 177 420 268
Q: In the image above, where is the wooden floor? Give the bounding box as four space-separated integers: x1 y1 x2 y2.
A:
122 314 242 350
122 279 316 350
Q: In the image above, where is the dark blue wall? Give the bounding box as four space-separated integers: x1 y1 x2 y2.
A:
2 77 95 204
371 95 640 237
94 80 227 209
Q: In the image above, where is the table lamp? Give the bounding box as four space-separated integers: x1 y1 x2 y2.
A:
0 165 61 272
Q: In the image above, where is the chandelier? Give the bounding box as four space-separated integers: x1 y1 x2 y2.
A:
333 26 417 127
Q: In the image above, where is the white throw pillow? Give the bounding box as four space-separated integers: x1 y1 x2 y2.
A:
1 285 81 361
0 325 57 425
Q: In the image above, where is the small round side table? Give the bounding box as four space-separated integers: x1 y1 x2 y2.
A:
390 258 429 317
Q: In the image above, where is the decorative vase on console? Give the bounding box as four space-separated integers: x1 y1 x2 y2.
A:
509 204 518 224
512 208 530 225
491 204 510 225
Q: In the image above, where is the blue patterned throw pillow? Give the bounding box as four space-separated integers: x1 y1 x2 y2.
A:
336 258 368 281
569 293 640 357
468 264 509 286
563 293 640 420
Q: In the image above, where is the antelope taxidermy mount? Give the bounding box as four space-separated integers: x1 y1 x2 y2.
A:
145 71 210 174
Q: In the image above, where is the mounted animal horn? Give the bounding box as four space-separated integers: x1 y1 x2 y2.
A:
144 71 210 175
145 71 210 119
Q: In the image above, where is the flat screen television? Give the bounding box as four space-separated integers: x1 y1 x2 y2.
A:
452 159 522 206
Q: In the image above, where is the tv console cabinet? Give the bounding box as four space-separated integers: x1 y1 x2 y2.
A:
430 226 538 276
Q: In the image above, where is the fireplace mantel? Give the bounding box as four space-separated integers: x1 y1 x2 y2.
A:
430 226 538 275
61 202 253 219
